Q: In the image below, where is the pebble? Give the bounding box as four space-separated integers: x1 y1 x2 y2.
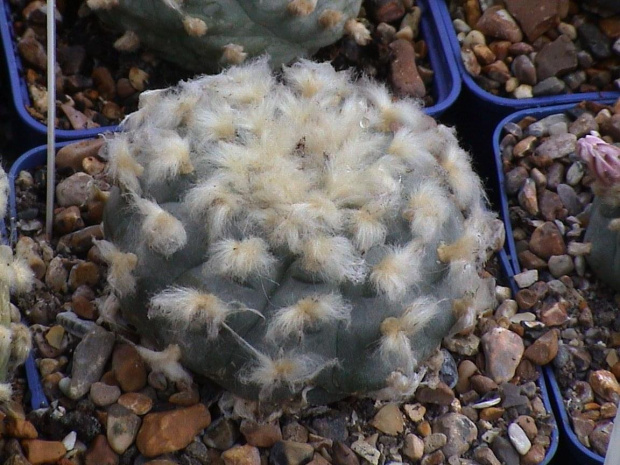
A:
491 436 520 465
475 7 523 43
402 433 424 461
389 39 425 98
203 418 240 450
136 403 211 457
66 327 115 399
370 403 404 435
112 343 148 393
332 441 360 465
106 403 141 454
56 172 94 207
507 423 531 455
21 439 67 465
590 421 614 456
529 222 566 259
535 35 578 81
513 269 538 288
423 433 447 454
90 382 121 407
524 330 559 365
481 327 524 383
432 413 477 457
270 440 314 465
588 370 620 403
351 439 381 465
415 382 456 405
222 444 261 465
240 420 282 448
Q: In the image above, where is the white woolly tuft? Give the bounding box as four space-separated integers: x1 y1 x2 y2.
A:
370 243 423 300
283 60 350 99
222 44 247 65
346 205 389 252
344 18 371 45
149 287 246 338
378 297 439 373
10 323 31 367
136 344 193 387
439 142 482 211
239 350 337 399
266 293 351 341
437 232 477 265
386 129 438 175
300 236 366 283
0 383 12 404
287 0 317 16
371 368 427 400
404 181 451 243
114 30 140 52
183 16 208 36
207 237 276 281
9 256 35 294
144 131 194 184
105 135 144 193
94 240 138 297
188 104 237 143
133 197 188 257
0 168 9 219
184 179 242 239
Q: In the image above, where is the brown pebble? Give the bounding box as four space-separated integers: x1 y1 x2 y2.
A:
169 384 200 406
389 39 426 98
92 66 116 100
84 434 118 465
6 418 38 439
332 441 360 465
118 392 154 415
240 420 282 448
112 344 147 393
529 222 566 259
21 439 66 465
54 206 84 235
367 0 405 23
524 329 559 365
116 78 136 99
56 138 105 172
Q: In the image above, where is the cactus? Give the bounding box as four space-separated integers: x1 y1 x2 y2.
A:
0 167 34 404
88 0 364 72
101 58 502 403
577 134 620 292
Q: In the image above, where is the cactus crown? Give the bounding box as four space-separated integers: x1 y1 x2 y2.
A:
577 134 620 207
102 58 499 402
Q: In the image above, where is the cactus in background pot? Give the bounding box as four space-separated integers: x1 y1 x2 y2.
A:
88 0 364 72
101 58 503 403
0 167 34 403
577 134 620 292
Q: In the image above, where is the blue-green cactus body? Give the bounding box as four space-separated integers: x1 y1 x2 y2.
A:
584 198 620 292
101 59 499 403
90 0 362 72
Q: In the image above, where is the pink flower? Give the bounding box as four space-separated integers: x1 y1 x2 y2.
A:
577 134 620 186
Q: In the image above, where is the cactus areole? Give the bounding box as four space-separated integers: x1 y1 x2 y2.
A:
101 59 501 403
88 0 363 72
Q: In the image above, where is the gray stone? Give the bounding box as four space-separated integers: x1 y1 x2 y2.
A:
269 440 314 465
578 22 611 59
590 420 613 456
511 55 537 85
491 436 520 465
548 255 574 278
526 114 569 137
56 172 94 207
533 77 566 96
439 349 458 389
566 162 586 186
90 382 121 407
563 70 587 91
557 184 581 215
481 327 524 383
433 413 478 457
535 35 578 81
534 133 576 159
106 403 141 455
66 327 115 399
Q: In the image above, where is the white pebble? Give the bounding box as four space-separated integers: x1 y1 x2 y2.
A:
62 431 77 451
508 423 532 455
513 269 538 288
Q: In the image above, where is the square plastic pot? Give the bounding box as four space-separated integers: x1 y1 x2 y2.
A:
437 0 620 122
0 0 461 148
493 102 618 465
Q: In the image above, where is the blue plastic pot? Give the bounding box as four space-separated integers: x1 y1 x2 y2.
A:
0 0 460 148
493 102 619 465
437 1 620 121
6 144 56 411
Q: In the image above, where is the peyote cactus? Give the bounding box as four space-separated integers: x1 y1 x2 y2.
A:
577 134 620 292
87 0 365 72
101 58 502 403
0 167 34 403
